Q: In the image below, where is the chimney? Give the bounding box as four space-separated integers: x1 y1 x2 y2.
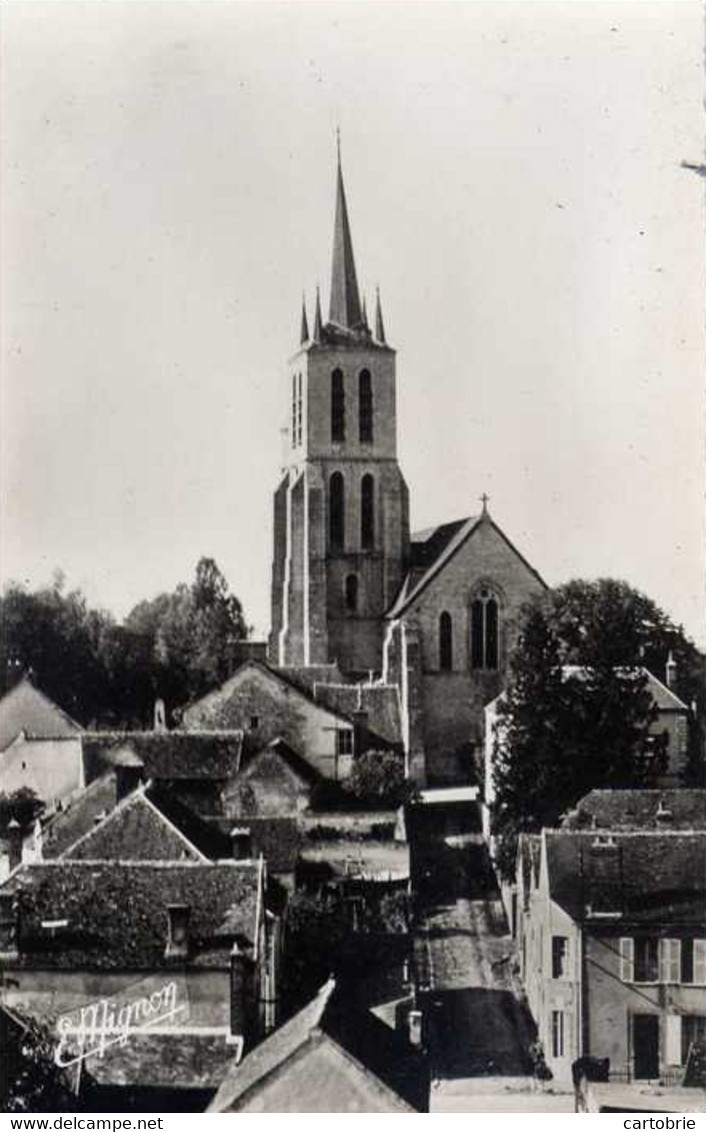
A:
7 819 22 872
407 1008 423 1048
230 942 247 1041
154 698 167 732
230 827 252 861
656 797 673 825
165 903 190 960
666 652 677 690
352 711 369 758
115 763 143 803
0 893 19 961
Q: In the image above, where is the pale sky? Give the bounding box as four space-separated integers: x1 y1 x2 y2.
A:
1 0 705 646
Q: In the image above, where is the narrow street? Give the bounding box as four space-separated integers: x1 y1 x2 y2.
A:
410 800 573 1111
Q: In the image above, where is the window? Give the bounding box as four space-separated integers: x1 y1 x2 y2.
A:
683 938 706 985
361 474 375 549
249 716 259 731
551 1010 565 1059
331 369 345 443
345 574 358 612
359 369 373 443
471 590 499 670
329 472 345 549
336 729 353 756
291 373 303 447
660 938 681 984
552 936 569 979
439 612 453 671
634 938 660 984
682 1016 706 1065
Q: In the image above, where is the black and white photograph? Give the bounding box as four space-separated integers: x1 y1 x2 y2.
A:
1 0 705 1115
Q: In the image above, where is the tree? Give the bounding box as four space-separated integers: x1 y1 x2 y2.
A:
343 751 418 808
490 578 701 878
0 789 45 838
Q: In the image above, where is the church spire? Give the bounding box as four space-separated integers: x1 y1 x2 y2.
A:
300 293 310 345
375 287 386 345
329 137 363 330
312 285 323 342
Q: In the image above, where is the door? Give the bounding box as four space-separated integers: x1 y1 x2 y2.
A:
633 1014 660 1080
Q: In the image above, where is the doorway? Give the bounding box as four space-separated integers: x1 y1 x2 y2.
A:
633 1014 660 1080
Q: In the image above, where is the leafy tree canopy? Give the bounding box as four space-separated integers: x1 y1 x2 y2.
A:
1 558 249 729
491 578 705 878
0 788 45 838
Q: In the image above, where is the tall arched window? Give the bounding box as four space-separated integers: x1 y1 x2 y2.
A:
331 369 345 443
439 611 453 671
361 474 375 549
329 472 345 549
359 369 373 443
471 589 499 670
345 574 358 612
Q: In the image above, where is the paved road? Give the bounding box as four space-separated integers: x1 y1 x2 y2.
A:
410 802 537 1085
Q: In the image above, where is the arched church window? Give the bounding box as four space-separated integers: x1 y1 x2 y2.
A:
471 589 499 671
439 611 453 671
329 472 345 549
361 474 375 549
345 574 358 612
359 369 373 443
331 369 345 443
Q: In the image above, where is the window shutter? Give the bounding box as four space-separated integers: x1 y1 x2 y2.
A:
665 1014 682 1065
620 937 634 982
661 939 681 984
694 939 706 985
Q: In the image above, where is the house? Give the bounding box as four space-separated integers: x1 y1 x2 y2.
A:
483 665 692 838
224 738 319 819
0 676 82 753
518 828 706 1086
0 728 244 821
0 856 278 1051
207 978 428 1112
182 661 403 780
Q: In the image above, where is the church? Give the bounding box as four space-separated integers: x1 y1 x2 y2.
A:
269 152 547 784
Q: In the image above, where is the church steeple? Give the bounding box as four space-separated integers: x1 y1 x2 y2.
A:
312 286 323 342
328 140 363 330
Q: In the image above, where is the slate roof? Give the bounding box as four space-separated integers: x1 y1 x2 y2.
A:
312 684 403 748
545 830 706 925
82 731 243 783
387 513 547 618
0 677 82 752
562 789 706 831
2 860 261 969
208 980 425 1112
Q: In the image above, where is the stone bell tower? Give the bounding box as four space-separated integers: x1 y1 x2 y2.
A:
269 149 409 675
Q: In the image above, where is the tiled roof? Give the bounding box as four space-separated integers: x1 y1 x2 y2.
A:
387 513 547 618
2 860 261 969
545 830 706 924
182 662 352 731
312 684 403 748
82 731 242 783
208 980 424 1112
0 677 82 752
42 774 119 859
240 738 321 787
563 789 706 831
63 788 207 863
